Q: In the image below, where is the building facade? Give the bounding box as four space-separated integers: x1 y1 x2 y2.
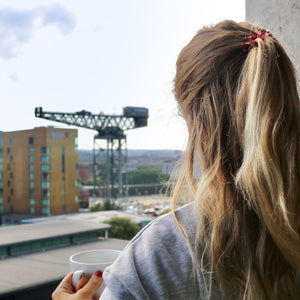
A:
78 164 90 183
0 127 79 215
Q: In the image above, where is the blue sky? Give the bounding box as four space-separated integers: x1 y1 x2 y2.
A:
0 0 245 150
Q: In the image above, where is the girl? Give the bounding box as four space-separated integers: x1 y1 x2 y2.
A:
53 20 300 300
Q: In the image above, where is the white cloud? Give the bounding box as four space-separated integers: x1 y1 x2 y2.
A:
39 4 75 35
8 73 20 83
93 25 102 33
0 3 75 59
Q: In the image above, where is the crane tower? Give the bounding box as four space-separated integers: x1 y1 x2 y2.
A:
34 106 149 198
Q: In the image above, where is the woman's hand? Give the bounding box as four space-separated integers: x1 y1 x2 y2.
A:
52 271 103 300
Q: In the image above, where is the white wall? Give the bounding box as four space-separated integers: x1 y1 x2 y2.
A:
246 0 300 82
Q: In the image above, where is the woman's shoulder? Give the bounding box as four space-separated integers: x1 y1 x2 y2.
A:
102 202 202 300
125 202 197 249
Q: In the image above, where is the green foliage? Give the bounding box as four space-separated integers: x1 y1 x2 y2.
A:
158 209 171 217
128 167 170 184
90 203 103 212
89 199 118 212
84 173 104 186
103 198 118 210
104 217 140 240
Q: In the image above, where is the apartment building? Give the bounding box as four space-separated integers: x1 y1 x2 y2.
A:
78 164 90 183
0 127 79 215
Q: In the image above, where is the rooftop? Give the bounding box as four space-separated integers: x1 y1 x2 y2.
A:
0 238 128 297
0 220 111 247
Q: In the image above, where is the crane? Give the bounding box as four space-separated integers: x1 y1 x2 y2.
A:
34 106 149 198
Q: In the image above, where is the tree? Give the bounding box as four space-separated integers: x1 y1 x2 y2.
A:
158 209 171 216
104 217 140 240
128 167 170 184
89 199 119 212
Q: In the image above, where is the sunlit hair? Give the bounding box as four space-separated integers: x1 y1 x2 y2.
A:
173 20 300 299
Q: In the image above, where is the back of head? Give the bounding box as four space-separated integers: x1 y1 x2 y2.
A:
174 20 300 299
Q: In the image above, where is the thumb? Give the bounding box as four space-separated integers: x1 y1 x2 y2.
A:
78 270 103 298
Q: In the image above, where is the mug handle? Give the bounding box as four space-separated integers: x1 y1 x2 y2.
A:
72 270 85 290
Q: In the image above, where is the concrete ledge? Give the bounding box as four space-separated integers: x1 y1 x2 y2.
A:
0 279 61 300
0 220 112 247
0 238 128 297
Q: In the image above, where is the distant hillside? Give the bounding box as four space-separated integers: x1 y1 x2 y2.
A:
78 149 183 164
126 149 182 157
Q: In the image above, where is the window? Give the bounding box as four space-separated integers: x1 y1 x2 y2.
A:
29 137 34 144
75 179 80 186
62 147 65 173
0 148 2 154
0 205 3 212
7 164 10 171
41 172 50 179
0 181 2 187
41 155 50 162
10 156 13 162
75 196 79 203
0 173 2 179
0 197 3 203
0 188 2 195
0 156 2 163
7 148 10 154
29 147 34 154
41 164 50 171
41 190 50 196
42 207 50 214
29 181 34 188
29 198 35 205
10 189 13 195
41 181 50 188
42 198 50 205
10 172 13 179
8 196 11 203
0 165 3 171
76 163 79 170
29 173 34 180
29 155 34 162
7 180 10 187
10 138 13 145
10 205 14 212
29 164 34 171
30 207 35 214
41 147 50 153
29 189 34 196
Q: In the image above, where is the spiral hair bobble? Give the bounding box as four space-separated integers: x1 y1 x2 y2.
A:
242 29 271 52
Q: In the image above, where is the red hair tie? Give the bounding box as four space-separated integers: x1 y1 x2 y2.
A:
242 29 270 52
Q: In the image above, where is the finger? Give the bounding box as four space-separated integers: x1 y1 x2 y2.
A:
57 272 75 293
78 270 103 298
75 273 89 291
52 273 74 299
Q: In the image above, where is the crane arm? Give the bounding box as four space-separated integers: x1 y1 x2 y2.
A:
34 107 148 133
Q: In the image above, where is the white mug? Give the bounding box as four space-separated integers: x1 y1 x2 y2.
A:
70 249 121 297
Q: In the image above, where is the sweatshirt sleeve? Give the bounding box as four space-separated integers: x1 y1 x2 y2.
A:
101 206 202 300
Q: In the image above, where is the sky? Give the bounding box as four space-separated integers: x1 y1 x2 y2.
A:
0 0 245 150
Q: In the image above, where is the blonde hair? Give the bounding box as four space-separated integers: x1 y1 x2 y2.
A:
173 20 300 299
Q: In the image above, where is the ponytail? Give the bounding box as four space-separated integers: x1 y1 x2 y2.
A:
236 37 300 257
235 36 300 298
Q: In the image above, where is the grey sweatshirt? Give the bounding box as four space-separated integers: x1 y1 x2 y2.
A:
101 203 222 299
